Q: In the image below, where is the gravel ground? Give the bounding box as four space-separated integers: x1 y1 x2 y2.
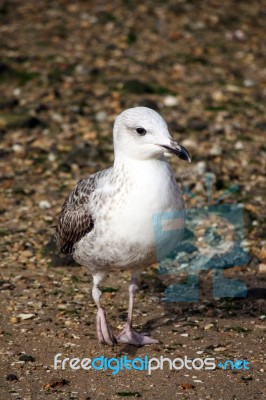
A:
0 1 265 399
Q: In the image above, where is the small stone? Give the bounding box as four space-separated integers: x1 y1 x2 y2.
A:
163 95 179 107
214 347 227 352
204 323 214 330
39 200 51 209
17 313 35 320
194 161 206 174
241 376 253 381
195 182 204 193
180 333 189 337
51 113 63 123
181 139 197 150
95 111 107 122
258 249 266 261
210 144 222 156
19 354 35 362
243 79 256 87
44 216 53 222
258 264 266 275
21 250 33 258
43 378 68 390
180 383 194 390
234 29 246 41
226 84 241 93
12 144 24 154
205 344 215 350
10 317 19 324
48 153 56 162
235 141 243 150
211 90 225 102
6 374 18 382
13 88 21 97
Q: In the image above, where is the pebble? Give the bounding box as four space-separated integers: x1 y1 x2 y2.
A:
95 111 107 122
211 90 225 102
214 347 227 352
258 248 266 261
210 144 222 156
48 153 56 162
181 139 197 150
235 141 243 150
19 354 35 362
241 376 253 381
194 182 204 193
258 264 266 275
39 200 51 209
204 323 214 330
194 161 206 175
180 333 189 337
243 79 256 87
12 144 24 154
17 313 35 320
6 374 18 381
21 250 33 258
44 215 53 222
234 29 246 41
51 113 63 123
13 88 21 97
163 95 179 107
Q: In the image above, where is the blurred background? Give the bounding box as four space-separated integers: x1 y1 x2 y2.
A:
0 0 265 398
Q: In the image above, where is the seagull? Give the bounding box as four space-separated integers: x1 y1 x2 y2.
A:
55 107 190 346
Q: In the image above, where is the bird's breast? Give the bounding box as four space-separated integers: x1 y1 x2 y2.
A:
105 162 184 247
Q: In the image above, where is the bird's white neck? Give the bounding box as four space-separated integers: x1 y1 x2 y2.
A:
113 150 168 176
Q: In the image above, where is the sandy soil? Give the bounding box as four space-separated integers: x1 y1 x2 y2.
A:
0 1 265 399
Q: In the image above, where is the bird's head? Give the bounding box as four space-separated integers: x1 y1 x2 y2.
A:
113 107 191 162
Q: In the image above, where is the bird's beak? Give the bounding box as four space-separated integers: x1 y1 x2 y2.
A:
159 139 191 162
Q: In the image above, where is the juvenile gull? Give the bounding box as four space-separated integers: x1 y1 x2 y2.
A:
55 107 190 346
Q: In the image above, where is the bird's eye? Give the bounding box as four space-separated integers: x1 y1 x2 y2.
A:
136 127 146 135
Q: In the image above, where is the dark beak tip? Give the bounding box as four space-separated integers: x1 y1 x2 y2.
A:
161 143 191 163
179 145 191 163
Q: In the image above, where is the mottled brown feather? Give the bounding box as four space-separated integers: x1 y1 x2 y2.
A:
55 177 96 255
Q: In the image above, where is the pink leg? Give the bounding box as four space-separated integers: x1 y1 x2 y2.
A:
116 274 159 346
92 273 116 345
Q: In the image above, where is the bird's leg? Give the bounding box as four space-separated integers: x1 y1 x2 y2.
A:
116 273 159 346
92 272 116 345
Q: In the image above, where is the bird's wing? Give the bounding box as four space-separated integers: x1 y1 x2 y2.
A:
55 171 105 255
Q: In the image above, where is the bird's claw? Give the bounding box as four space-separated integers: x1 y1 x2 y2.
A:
116 324 159 346
96 308 117 345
